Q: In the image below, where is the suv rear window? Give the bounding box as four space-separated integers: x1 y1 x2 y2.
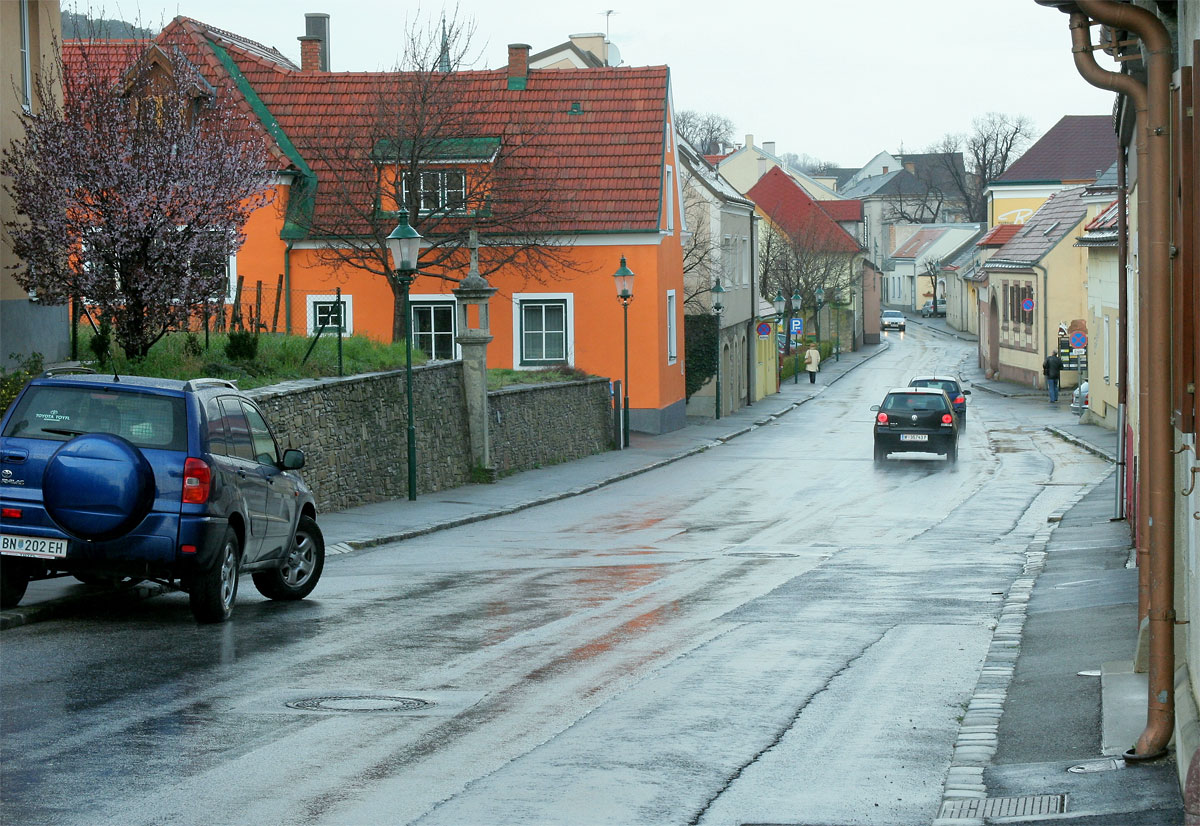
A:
912 379 959 394
2 385 188 451
882 392 949 413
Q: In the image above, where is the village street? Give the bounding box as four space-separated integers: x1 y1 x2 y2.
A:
0 324 1116 826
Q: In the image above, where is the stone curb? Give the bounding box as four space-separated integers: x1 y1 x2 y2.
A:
934 478 1099 819
1044 425 1117 464
0 344 891 632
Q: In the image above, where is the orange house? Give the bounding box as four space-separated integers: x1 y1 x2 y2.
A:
76 17 689 434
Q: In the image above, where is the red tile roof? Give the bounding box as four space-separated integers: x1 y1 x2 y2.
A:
137 17 671 235
997 115 1116 184
1084 198 1120 231
819 199 862 222
746 167 862 253
891 227 948 259
62 39 147 84
977 223 1021 246
703 153 728 165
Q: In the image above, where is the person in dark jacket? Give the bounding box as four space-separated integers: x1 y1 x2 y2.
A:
1043 352 1064 402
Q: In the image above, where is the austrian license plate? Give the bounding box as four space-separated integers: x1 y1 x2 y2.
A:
0 533 68 558
900 434 929 442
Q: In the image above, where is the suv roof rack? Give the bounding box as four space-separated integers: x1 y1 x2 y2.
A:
183 378 239 391
42 366 97 377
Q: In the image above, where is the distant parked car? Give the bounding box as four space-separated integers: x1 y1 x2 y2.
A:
920 300 946 318
0 370 324 622
908 375 971 424
871 386 959 464
880 310 906 331
1071 380 1090 412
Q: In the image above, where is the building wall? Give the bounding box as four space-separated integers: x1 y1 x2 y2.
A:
1 0 69 368
249 364 613 512
1083 246 1120 428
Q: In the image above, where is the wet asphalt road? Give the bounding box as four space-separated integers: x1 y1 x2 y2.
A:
0 325 1110 826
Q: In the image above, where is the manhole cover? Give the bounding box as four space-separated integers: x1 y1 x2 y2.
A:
286 695 434 713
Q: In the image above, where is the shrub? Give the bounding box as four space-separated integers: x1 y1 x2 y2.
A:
89 317 112 365
1 352 44 417
225 330 258 361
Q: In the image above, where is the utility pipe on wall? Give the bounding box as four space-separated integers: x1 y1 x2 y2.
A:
1043 0 1175 762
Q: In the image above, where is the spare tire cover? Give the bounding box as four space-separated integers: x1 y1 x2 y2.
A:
43 434 156 541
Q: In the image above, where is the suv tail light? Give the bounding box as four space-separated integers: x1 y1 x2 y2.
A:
182 458 212 504
876 412 889 424
942 413 954 424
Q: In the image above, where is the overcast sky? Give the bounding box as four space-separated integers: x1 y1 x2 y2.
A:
108 0 1120 166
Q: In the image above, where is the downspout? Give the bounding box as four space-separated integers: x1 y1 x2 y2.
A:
1053 0 1174 761
1116 147 1128 522
746 208 758 407
284 240 294 335
1035 262 1049 378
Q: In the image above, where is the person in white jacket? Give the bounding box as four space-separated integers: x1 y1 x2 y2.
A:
804 344 821 384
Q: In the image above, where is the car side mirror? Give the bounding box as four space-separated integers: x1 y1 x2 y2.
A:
963 389 972 395
870 405 880 412
281 448 306 470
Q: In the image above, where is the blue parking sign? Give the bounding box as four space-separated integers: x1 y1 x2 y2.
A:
790 318 804 335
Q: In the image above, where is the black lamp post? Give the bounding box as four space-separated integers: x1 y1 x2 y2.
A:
772 291 786 392
386 209 423 501
712 280 725 420
791 290 802 384
814 286 825 345
613 256 635 447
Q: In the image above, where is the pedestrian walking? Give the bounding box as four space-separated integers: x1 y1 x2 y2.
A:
1043 351 1063 402
804 343 821 384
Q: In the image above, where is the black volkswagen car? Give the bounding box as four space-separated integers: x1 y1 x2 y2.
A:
871 386 959 464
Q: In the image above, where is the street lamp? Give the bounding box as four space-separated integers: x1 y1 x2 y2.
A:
791 290 802 384
772 292 786 392
712 280 725 420
814 286 825 345
386 209 423 501
613 256 635 447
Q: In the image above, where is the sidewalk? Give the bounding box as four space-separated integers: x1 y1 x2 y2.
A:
1 340 889 629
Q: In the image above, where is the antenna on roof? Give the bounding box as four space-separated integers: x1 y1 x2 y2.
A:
600 9 617 41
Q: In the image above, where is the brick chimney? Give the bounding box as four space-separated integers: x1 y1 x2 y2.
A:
507 44 530 90
298 35 322 72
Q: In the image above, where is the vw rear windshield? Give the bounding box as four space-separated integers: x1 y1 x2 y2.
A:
3 386 187 451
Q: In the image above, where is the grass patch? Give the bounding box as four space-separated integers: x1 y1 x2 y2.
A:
79 327 422 390
487 366 593 391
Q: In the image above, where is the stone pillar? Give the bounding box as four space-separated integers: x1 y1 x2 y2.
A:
453 231 498 478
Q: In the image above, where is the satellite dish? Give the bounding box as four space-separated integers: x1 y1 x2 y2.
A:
606 42 622 67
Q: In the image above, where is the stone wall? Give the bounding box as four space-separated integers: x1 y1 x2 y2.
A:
247 367 614 512
248 362 471 512
490 378 615 475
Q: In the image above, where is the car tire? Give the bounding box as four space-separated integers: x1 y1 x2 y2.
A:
947 442 959 464
1 558 30 609
189 527 240 623
873 442 887 464
252 515 324 601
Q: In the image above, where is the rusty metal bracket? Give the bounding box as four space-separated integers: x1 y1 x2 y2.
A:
1182 466 1200 497
1173 443 1194 456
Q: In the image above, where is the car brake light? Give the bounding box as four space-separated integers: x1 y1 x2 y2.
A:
876 412 888 424
1 507 20 519
954 395 965 404
942 413 954 424
182 458 211 504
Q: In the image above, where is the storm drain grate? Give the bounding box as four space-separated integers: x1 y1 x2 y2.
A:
286 695 434 713
940 794 1065 819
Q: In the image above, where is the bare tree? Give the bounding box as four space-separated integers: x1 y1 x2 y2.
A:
679 182 725 311
779 151 837 176
758 214 856 346
1 37 272 359
674 110 735 155
927 113 1035 222
300 10 580 341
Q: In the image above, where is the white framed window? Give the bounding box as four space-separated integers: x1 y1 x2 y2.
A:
512 293 573 368
410 297 457 361
224 253 238 303
402 170 467 214
306 293 353 336
666 290 677 364
19 0 32 113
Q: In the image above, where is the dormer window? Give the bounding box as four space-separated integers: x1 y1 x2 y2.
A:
401 170 467 214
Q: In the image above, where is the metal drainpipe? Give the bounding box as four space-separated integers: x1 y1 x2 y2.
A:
1116 147 1128 522
1051 0 1175 761
1035 262 1049 382
284 240 294 335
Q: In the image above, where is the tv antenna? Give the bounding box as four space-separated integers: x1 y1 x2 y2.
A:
600 9 617 40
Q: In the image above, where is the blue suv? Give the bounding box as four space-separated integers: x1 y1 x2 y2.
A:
0 370 323 622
